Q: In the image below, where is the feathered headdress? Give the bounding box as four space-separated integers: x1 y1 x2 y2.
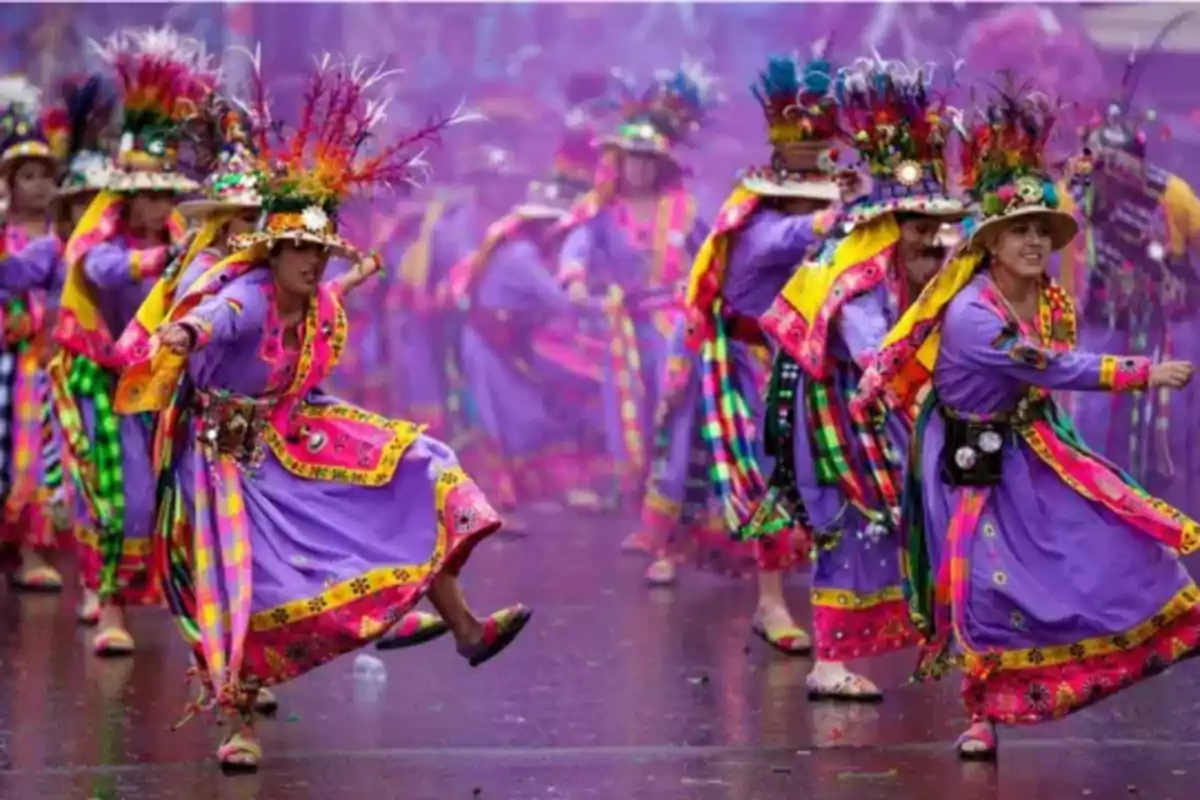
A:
962 77 1076 251
599 57 719 157
229 52 476 259
0 75 54 176
90 25 220 192
41 73 120 196
741 41 841 201
176 72 265 218
753 44 838 146
833 55 966 225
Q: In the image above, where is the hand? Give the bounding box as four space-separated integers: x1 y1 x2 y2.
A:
158 323 195 356
1149 360 1194 390
350 251 384 284
567 280 589 304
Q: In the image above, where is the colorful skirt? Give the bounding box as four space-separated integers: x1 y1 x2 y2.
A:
914 406 1200 724
170 425 502 696
767 357 918 660
638 325 806 577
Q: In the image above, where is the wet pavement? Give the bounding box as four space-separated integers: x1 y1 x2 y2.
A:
2 512 1199 799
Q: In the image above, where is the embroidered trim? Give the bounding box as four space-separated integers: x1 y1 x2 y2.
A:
1099 354 1150 392
246 467 488 632
811 585 905 610
812 596 920 661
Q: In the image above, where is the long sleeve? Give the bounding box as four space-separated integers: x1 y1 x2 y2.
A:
837 289 891 370
557 223 592 285
944 295 1150 393
83 241 171 289
0 235 63 298
178 279 261 350
740 212 821 267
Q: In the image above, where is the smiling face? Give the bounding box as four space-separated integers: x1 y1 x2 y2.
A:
8 157 56 215
269 240 331 298
987 214 1055 280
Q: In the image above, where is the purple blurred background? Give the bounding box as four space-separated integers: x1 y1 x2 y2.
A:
5 2 1197 211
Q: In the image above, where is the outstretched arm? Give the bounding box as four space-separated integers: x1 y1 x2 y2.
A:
82 241 174 288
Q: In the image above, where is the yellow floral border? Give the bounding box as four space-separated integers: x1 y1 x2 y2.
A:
76 526 154 557
959 584 1199 674
247 467 465 632
811 585 904 611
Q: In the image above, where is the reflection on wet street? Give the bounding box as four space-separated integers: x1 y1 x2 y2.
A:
2 514 1198 799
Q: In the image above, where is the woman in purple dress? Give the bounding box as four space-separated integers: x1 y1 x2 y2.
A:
50 26 216 656
555 61 714 510
856 83 1200 759
0 78 65 591
116 56 530 773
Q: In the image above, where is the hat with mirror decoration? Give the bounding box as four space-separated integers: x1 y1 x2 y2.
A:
42 73 121 197
0 75 55 180
960 76 1077 253
90 25 220 193
833 54 966 226
229 52 478 260
598 57 720 159
740 40 841 201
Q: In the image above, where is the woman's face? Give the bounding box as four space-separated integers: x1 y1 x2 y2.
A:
989 216 1054 280
897 215 947 285
270 240 330 297
9 158 56 214
619 151 660 193
127 191 176 234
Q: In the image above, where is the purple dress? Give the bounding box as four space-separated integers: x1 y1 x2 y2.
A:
557 190 707 508
151 268 502 706
0 229 63 556
910 273 1200 725
637 204 823 576
759 248 921 662
451 225 607 507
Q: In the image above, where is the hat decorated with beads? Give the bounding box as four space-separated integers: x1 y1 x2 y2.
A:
229 52 476 260
91 25 220 193
741 42 841 201
599 58 719 158
0 75 55 177
834 56 966 225
42 73 121 197
962 78 1077 252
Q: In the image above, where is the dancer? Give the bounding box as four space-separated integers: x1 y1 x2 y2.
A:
756 57 966 698
43 72 121 623
631 52 842 652
49 25 217 655
556 60 715 510
1063 37 1200 516
855 79 1200 759
115 54 530 772
0 76 64 590
434 129 606 525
